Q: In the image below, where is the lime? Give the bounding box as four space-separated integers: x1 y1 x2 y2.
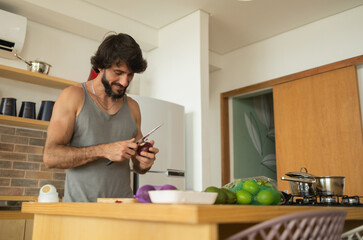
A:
242 180 259 195
236 190 252 205
221 188 237 204
256 190 274 205
205 186 219 193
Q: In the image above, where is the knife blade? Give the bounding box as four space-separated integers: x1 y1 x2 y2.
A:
136 123 163 145
106 123 164 166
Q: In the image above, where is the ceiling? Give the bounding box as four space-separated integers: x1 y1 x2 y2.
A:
1 0 363 55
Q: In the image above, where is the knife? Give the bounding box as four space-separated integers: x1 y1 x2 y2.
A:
106 123 164 166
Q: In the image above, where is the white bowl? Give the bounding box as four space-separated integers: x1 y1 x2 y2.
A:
149 190 217 204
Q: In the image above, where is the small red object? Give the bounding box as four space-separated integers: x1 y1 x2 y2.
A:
88 68 98 81
115 200 122 203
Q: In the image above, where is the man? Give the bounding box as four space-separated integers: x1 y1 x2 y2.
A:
43 33 159 202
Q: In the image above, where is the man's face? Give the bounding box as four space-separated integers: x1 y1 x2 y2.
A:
101 63 134 99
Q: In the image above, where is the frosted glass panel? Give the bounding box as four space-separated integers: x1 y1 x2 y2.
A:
232 92 276 180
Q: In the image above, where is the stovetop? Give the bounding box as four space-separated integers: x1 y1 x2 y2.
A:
282 194 363 207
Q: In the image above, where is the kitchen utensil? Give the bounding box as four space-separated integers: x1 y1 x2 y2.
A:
315 176 345 196
38 184 59 202
136 123 164 144
0 97 17 116
19 101 36 119
281 176 317 196
281 167 317 196
15 53 52 75
37 100 55 121
106 123 164 166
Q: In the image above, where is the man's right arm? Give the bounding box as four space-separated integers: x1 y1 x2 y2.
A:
43 85 138 169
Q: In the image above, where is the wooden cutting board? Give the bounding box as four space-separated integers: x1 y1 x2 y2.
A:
97 198 139 204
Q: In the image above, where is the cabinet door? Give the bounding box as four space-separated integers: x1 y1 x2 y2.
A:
273 66 363 195
0 219 26 240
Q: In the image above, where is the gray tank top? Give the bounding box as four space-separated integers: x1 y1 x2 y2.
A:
63 82 138 202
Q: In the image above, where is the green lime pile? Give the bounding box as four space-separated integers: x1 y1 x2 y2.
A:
229 180 281 205
204 186 237 204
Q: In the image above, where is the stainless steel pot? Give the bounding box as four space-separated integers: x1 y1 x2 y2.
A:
281 168 346 196
281 176 316 196
281 167 317 196
15 53 51 75
315 176 345 196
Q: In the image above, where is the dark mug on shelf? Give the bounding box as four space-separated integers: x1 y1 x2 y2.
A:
0 97 17 116
37 100 55 121
19 101 36 119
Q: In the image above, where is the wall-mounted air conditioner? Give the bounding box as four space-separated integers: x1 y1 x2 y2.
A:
0 9 27 59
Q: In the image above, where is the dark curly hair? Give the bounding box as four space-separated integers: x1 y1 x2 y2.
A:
91 33 147 73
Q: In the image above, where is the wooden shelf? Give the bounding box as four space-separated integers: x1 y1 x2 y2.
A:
0 64 77 89
0 64 78 130
0 115 49 130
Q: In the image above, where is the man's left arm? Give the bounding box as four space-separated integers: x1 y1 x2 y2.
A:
128 96 159 174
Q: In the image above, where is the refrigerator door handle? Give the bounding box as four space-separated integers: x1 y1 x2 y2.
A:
166 169 184 177
137 169 185 177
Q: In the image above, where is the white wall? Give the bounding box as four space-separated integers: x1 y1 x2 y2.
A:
142 10 210 191
209 5 363 187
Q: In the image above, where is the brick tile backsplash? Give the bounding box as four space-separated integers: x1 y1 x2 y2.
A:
0 169 25 178
15 128 43 138
0 160 11 168
11 178 38 187
0 124 65 198
1 134 28 144
0 143 14 152
0 152 27 161
29 138 45 146
14 145 43 154
26 171 53 180
13 161 40 170
0 126 15 135
28 154 43 162
0 178 10 186
0 187 24 196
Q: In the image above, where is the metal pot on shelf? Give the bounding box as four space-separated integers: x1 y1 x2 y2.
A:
281 167 346 196
14 53 52 75
315 176 345 196
281 167 317 196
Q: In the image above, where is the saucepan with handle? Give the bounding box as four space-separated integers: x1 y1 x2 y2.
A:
315 176 345 196
14 53 52 75
281 167 345 196
281 167 317 196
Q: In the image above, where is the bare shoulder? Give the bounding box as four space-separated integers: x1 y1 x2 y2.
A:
126 95 140 111
126 95 141 123
55 83 85 114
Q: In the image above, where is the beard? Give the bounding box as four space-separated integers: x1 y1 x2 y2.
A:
101 71 128 100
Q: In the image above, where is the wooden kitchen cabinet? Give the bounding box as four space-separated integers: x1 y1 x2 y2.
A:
0 64 77 130
0 219 33 240
220 55 363 195
273 66 363 195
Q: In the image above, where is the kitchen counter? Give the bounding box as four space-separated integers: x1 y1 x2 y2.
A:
22 202 363 240
0 196 36 220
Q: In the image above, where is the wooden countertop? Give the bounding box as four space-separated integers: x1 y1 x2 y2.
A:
22 202 363 224
0 196 37 219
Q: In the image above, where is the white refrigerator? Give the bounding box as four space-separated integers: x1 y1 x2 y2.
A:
129 95 185 192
